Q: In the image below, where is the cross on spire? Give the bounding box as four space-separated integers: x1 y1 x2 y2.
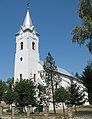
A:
27 2 30 9
23 2 33 28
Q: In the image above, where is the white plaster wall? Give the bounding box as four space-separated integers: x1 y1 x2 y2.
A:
14 30 39 82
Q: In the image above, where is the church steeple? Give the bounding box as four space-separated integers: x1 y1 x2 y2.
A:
23 3 33 28
14 3 40 82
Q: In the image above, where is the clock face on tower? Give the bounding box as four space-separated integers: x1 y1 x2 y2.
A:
32 32 36 39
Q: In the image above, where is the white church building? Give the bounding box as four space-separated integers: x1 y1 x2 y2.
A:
14 5 76 86
14 5 88 110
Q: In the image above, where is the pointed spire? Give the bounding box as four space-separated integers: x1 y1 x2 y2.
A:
23 3 33 28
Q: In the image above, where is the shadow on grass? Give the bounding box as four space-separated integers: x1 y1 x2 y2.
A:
75 110 92 117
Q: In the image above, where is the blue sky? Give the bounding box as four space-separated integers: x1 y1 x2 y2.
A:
0 0 91 80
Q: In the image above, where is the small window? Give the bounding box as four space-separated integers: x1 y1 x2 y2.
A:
20 74 22 80
34 74 36 82
20 57 23 61
20 42 23 50
32 42 35 50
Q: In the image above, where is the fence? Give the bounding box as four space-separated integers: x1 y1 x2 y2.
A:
2 105 91 119
0 105 70 119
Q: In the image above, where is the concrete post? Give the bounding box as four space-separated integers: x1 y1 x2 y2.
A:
27 106 30 118
30 105 33 113
11 105 15 118
0 106 3 115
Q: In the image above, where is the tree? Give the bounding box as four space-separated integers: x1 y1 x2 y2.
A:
81 61 92 104
37 84 46 112
14 79 36 112
55 86 69 117
72 0 92 54
0 80 6 114
37 84 46 105
43 52 60 114
3 78 16 106
55 86 69 103
0 80 6 103
67 80 85 111
6 77 14 87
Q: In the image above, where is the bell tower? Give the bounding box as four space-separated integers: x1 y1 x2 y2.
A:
14 4 40 82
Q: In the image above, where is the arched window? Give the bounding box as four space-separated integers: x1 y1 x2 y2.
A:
34 74 36 82
32 42 35 50
20 42 23 50
20 57 23 61
20 74 22 80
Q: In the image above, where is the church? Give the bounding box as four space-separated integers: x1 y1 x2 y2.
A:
14 5 76 87
14 4 89 110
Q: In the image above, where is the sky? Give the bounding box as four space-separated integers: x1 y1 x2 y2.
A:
0 0 91 80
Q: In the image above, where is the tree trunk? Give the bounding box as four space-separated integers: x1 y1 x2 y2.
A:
62 102 65 118
75 104 76 112
0 102 3 115
19 107 24 113
51 72 56 114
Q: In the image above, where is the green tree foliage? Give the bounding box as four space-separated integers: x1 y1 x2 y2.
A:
14 79 36 112
72 0 92 54
3 78 16 105
81 61 92 104
43 52 59 114
0 80 6 103
55 86 69 103
6 77 14 87
55 86 69 117
67 80 85 111
37 84 46 112
37 84 46 104
38 84 45 93
43 53 57 113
